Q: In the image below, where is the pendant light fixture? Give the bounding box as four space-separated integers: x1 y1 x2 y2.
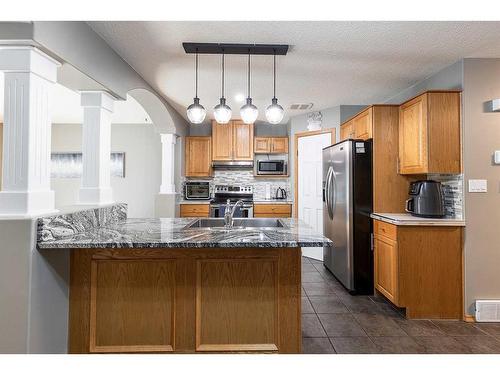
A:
186 50 206 124
213 51 232 124
240 52 258 124
265 51 285 124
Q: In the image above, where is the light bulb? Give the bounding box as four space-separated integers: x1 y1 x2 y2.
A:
240 98 258 124
213 97 232 124
265 98 284 124
186 97 206 124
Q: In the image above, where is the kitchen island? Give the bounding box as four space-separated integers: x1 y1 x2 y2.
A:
38 208 332 354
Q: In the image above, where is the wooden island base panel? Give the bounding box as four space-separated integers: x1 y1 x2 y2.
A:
69 247 302 354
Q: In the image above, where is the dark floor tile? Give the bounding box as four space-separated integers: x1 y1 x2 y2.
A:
302 256 311 264
413 336 471 354
330 337 379 354
452 336 500 354
395 320 445 337
302 338 336 354
432 320 486 336
353 313 407 337
474 323 500 338
302 282 337 296
318 313 367 337
369 295 404 318
339 295 379 314
302 297 315 313
371 336 425 354
302 314 327 338
309 296 348 314
302 287 306 296
302 272 326 283
301 264 318 273
308 258 323 265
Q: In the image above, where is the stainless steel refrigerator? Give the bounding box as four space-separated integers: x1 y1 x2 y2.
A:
322 139 373 295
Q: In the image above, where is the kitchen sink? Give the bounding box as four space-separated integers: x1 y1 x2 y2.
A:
184 218 288 230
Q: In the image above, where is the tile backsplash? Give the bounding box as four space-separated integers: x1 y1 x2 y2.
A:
184 170 291 201
427 174 464 219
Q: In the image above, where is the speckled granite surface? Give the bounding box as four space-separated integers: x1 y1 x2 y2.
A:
37 218 333 249
37 203 127 242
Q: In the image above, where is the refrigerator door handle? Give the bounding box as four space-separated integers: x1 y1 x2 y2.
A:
325 167 333 216
329 169 337 219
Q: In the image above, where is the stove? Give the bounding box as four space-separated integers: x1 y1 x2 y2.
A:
209 184 254 217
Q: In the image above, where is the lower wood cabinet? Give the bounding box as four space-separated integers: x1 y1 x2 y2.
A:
373 219 463 319
69 247 301 353
254 204 292 218
180 204 210 217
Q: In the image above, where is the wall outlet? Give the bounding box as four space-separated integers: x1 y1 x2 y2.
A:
468 179 488 193
495 151 500 164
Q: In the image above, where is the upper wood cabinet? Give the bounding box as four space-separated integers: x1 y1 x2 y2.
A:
254 137 271 153
353 107 373 140
254 136 289 154
212 120 254 161
232 120 254 160
185 136 212 177
398 91 461 175
340 120 354 141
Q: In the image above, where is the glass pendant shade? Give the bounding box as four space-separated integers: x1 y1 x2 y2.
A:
214 97 232 124
240 97 258 124
187 97 206 124
265 97 284 124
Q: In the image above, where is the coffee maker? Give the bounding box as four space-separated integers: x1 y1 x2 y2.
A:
405 180 445 218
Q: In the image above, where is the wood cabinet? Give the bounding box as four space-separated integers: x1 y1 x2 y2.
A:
212 120 254 161
340 120 354 141
398 91 461 175
254 204 292 218
373 219 463 319
69 247 301 353
185 136 212 177
353 107 373 140
180 204 210 218
254 137 289 154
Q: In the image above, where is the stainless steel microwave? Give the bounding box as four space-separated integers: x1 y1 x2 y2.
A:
184 181 211 200
257 160 287 175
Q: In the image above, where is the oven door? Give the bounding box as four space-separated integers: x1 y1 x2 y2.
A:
257 160 285 175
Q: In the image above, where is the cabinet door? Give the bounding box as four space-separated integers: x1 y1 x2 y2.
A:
212 121 233 160
253 204 292 218
185 137 212 177
270 137 289 154
180 204 210 218
399 95 428 174
254 137 271 153
374 234 399 305
340 121 354 141
232 121 254 160
354 108 373 140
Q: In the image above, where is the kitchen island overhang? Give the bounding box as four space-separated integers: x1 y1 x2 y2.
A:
38 214 333 354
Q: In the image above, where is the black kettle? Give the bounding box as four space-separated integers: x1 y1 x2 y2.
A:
275 187 287 200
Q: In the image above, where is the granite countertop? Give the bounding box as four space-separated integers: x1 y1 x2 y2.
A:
371 213 465 226
37 218 333 249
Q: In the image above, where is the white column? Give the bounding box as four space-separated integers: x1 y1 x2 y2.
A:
0 46 60 216
78 91 115 205
159 133 177 194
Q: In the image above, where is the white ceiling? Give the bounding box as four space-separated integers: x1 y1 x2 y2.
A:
0 73 152 125
88 21 500 125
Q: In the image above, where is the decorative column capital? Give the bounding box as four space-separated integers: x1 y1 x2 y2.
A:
0 46 61 82
80 91 115 113
160 133 177 145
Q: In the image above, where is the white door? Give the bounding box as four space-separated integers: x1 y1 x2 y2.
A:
298 132 332 260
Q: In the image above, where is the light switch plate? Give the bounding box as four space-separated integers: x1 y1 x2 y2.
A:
469 179 488 193
495 151 500 164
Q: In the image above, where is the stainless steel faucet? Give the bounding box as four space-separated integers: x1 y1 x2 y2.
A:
224 199 244 229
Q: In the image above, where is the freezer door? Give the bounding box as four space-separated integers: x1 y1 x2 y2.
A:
323 141 353 290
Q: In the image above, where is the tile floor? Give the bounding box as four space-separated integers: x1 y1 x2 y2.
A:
301 256 500 354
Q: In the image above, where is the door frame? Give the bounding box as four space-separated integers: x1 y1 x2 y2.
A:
293 128 336 218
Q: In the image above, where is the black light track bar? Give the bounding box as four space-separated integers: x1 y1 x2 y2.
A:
183 43 289 56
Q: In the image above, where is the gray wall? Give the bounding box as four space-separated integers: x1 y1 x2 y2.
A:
0 219 69 353
462 58 500 315
51 123 161 218
383 60 464 104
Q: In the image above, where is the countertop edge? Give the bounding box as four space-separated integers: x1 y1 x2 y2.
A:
371 213 466 227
